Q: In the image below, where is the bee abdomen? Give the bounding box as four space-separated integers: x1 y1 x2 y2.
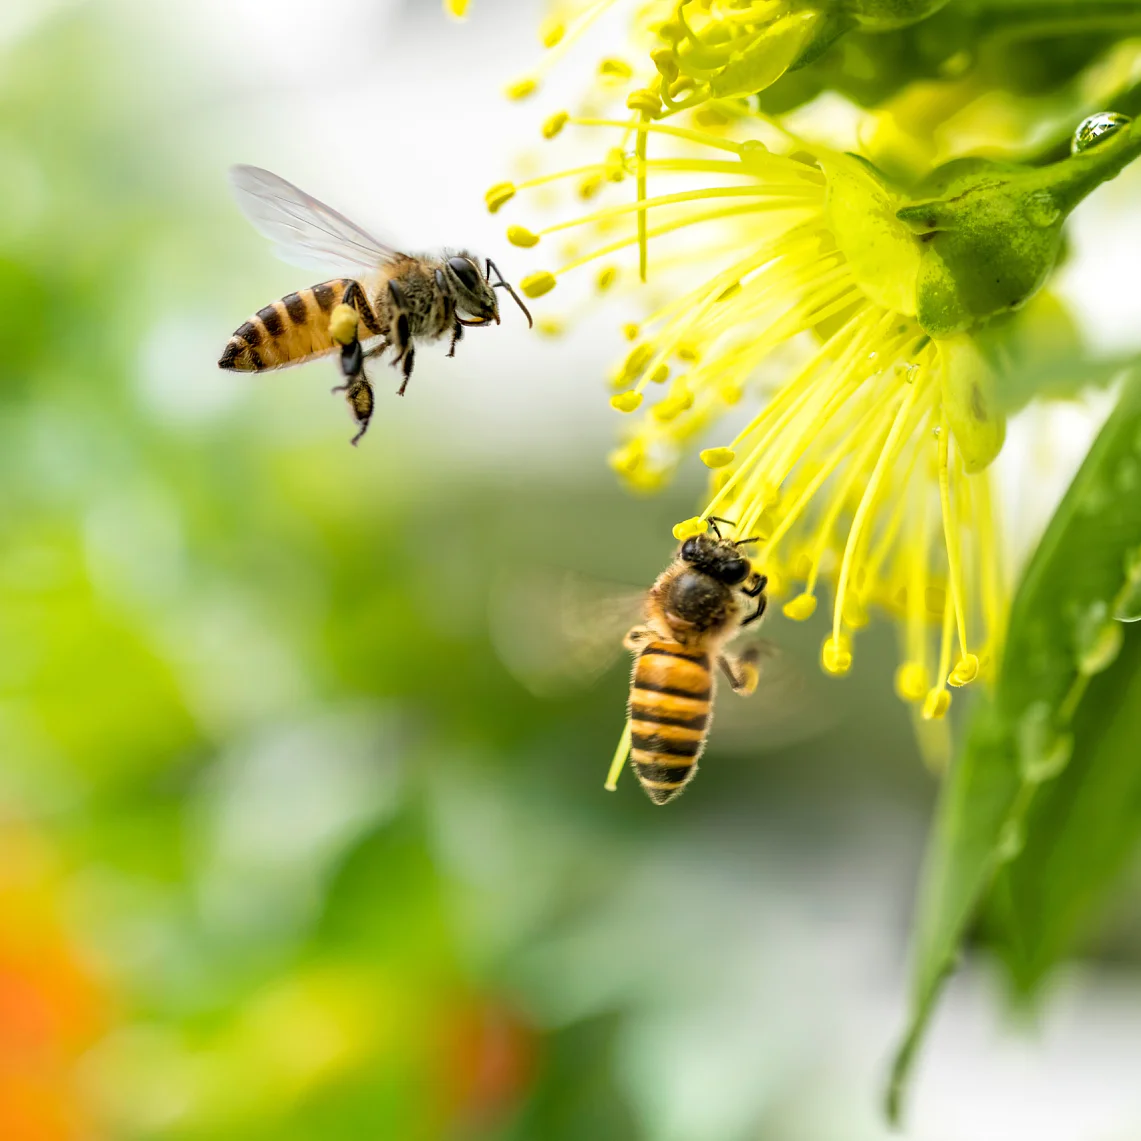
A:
219 279 369 371
629 642 712 805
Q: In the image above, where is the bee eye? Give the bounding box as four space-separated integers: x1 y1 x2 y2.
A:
722 557 749 584
681 538 700 561
448 257 482 293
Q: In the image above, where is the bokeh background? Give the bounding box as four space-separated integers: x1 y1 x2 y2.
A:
4 1 1141 1138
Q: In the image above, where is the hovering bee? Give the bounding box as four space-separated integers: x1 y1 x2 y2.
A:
623 519 768 804
218 165 532 444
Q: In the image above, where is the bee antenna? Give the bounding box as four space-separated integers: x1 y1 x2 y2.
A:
486 259 533 329
734 536 761 546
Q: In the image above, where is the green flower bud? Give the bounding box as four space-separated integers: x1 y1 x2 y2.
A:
898 116 1141 337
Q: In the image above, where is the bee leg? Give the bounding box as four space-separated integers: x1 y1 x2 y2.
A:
742 573 768 598
741 592 767 627
623 625 655 653
396 346 415 397
719 647 760 696
330 338 365 395
448 320 464 358
345 376 375 446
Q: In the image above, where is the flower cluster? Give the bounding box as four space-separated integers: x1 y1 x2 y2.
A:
470 0 1141 722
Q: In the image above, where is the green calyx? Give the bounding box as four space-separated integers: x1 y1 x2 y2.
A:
897 118 1141 337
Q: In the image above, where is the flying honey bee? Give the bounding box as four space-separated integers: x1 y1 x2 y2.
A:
218 165 532 444
623 519 768 804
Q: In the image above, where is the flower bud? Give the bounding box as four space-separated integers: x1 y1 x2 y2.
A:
899 118 1141 336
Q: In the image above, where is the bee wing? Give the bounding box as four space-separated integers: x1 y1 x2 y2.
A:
228 165 405 274
488 567 647 699
714 636 835 749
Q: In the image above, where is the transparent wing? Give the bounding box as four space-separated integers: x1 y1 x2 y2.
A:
228 165 404 274
488 567 647 699
713 637 834 750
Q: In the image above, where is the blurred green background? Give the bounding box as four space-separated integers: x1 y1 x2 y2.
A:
5 2 1141 1139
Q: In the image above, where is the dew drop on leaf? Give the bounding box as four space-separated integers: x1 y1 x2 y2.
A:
1115 544 1141 622
1071 111 1132 154
1026 190 1060 228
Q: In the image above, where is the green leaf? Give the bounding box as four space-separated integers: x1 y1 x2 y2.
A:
887 371 1141 1123
989 623 1141 992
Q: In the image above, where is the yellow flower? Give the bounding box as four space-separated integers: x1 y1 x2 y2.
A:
495 113 1006 714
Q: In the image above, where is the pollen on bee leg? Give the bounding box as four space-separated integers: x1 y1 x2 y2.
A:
673 517 708 541
328 304 358 346
783 593 817 621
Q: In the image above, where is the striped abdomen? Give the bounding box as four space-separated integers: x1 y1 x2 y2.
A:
218 279 381 371
628 641 713 805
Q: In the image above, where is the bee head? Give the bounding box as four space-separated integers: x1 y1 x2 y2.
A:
679 528 753 585
444 254 534 330
444 253 498 324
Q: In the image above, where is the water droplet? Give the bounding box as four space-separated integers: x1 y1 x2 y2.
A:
1072 111 1132 154
1026 190 1060 228
1018 701 1074 783
1074 599 1124 674
932 425 942 439
1115 579 1141 622
1114 544 1141 622
996 817 1025 863
894 361 919 384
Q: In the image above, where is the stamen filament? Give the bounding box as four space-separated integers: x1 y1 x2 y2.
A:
605 720 632 791
832 378 922 650
938 410 971 661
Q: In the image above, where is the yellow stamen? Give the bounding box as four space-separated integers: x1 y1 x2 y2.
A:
605 720 632 791
506 76 539 100
542 111 569 139
938 410 971 663
700 447 735 468
783 593 817 620
611 391 643 412
507 224 540 248
485 182 516 213
673 516 708 541
520 271 557 298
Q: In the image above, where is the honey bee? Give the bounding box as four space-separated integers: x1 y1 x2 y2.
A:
623 519 768 804
218 165 532 444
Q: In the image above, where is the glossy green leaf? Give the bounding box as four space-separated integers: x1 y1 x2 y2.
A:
989 624 1141 991
887 371 1141 1123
